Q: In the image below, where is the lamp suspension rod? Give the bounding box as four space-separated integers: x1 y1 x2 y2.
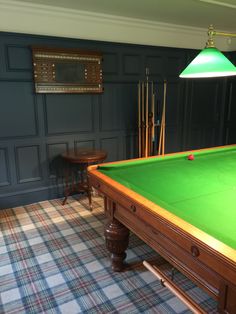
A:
208 25 236 38
214 31 236 38
206 25 236 48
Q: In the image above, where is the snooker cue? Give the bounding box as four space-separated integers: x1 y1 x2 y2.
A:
143 261 207 314
152 93 155 140
142 82 145 157
151 82 155 155
158 98 164 156
158 121 163 155
162 80 167 155
145 80 149 157
158 80 167 155
138 82 141 158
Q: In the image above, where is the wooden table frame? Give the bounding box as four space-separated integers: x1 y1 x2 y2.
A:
88 145 236 313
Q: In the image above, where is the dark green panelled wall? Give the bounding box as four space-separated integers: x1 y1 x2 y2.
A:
0 31 235 208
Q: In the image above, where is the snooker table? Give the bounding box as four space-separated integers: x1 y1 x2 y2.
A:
87 145 236 313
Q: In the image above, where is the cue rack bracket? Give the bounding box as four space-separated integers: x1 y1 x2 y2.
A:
138 68 167 157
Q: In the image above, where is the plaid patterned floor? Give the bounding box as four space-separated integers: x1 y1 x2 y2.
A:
0 195 218 314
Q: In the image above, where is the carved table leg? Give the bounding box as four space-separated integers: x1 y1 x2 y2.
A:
104 218 130 272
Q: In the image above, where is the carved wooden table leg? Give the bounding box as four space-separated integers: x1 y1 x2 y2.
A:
104 218 130 272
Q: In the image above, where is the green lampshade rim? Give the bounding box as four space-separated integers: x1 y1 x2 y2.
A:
180 47 236 78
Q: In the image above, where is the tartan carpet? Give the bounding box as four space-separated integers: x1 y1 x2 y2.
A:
0 195 218 314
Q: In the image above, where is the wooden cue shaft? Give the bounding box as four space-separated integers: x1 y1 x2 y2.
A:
151 82 154 144
151 92 155 156
152 92 155 140
158 120 163 155
142 82 145 157
162 113 165 155
158 82 165 155
162 80 167 155
143 261 206 314
145 81 149 157
138 82 141 158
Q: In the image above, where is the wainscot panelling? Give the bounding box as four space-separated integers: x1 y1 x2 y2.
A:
123 54 141 75
74 140 95 152
6 44 32 72
99 83 137 132
0 82 38 139
125 134 138 160
100 137 120 162
145 55 163 77
103 53 119 75
46 142 69 178
0 31 234 208
183 79 226 150
0 147 10 187
224 52 236 145
224 78 236 144
15 145 42 184
45 94 94 135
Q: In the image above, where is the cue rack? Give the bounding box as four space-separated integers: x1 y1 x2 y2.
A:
138 68 167 157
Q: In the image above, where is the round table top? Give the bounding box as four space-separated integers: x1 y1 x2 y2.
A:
62 148 107 164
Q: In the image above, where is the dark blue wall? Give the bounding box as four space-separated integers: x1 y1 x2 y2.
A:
0 31 235 208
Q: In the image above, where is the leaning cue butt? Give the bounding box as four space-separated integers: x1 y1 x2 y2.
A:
143 261 206 314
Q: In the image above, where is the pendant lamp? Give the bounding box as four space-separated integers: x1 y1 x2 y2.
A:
180 25 236 78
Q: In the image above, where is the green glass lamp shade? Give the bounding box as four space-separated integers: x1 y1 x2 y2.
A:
180 47 236 78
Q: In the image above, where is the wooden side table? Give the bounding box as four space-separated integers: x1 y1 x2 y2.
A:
61 148 107 209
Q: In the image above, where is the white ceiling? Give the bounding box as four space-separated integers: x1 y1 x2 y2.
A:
12 0 236 32
1 0 236 50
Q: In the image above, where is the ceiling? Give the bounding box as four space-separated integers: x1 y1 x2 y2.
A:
13 0 236 32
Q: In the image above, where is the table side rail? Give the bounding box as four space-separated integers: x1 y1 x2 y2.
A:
88 173 236 286
115 201 219 299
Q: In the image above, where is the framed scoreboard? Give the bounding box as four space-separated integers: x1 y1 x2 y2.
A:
31 47 103 94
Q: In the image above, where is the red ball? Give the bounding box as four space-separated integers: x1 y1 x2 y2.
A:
188 154 194 160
